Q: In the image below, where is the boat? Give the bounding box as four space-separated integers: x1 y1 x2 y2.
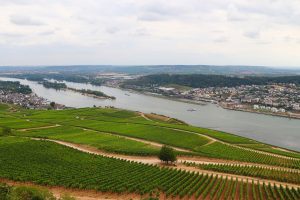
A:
187 108 196 112
125 93 130 96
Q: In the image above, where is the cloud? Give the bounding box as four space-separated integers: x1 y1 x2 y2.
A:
106 27 120 34
0 32 24 37
138 13 166 21
38 31 55 36
10 15 45 26
0 0 300 66
213 36 228 43
137 1 190 21
226 4 247 21
243 31 260 39
133 28 150 37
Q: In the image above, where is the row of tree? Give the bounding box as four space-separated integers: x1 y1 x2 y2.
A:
0 81 32 94
123 74 300 88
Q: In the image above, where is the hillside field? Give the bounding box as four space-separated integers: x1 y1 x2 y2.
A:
0 104 299 199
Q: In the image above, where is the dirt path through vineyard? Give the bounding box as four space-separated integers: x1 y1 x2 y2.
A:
31 138 300 189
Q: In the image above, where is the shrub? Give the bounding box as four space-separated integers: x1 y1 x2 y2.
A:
1 127 11 136
59 194 76 200
9 186 56 200
158 145 177 164
0 183 11 199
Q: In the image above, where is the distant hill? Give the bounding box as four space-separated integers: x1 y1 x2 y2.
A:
1 65 300 76
122 74 300 88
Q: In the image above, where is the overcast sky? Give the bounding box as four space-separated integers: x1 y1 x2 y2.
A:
0 0 300 67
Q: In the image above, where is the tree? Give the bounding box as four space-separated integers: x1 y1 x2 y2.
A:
158 145 177 165
1 127 11 136
50 102 56 108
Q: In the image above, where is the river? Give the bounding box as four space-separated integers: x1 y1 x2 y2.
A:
1 77 299 151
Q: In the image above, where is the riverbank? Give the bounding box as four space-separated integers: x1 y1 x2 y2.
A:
114 85 207 106
1 76 300 152
119 86 300 120
220 103 300 120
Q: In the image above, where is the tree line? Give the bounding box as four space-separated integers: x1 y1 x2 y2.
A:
122 74 300 88
0 81 32 94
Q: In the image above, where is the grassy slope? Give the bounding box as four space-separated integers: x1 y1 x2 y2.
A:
15 126 160 156
13 108 211 151
185 162 300 184
0 137 299 199
195 142 300 169
1 104 300 167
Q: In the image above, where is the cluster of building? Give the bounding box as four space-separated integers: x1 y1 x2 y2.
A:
147 84 300 115
189 84 300 113
0 91 65 110
252 105 287 113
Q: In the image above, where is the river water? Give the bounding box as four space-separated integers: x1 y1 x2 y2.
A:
1 77 299 151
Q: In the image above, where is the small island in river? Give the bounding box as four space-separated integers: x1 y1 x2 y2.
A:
68 88 116 100
40 80 115 100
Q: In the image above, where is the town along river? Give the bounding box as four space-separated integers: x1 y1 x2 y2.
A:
1 77 299 152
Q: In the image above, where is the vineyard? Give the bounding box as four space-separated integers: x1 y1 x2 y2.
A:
14 118 300 168
0 137 299 199
15 125 161 156
8 107 300 168
185 162 300 184
61 119 211 151
195 142 300 169
1 104 300 199
239 143 300 159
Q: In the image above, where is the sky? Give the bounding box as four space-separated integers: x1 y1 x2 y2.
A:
0 0 300 67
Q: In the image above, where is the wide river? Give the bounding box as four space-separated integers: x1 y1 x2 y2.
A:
1 77 299 151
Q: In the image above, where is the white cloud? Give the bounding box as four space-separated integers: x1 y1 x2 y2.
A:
244 31 260 39
10 15 45 26
0 0 299 67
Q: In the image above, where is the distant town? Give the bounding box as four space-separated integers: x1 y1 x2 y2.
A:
0 80 65 110
1 71 300 119
120 82 300 119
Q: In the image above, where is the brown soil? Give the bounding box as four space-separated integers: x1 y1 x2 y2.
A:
18 124 61 132
144 113 170 122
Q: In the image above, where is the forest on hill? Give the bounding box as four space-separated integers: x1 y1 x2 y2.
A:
122 74 300 88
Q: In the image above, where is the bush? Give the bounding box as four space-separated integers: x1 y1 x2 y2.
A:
9 186 56 200
0 183 11 199
50 102 56 108
59 194 76 200
158 145 177 164
1 127 11 136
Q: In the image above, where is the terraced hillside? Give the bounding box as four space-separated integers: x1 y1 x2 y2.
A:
0 103 299 199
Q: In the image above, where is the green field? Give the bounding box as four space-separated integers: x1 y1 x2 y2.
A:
0 137 299 199
15 126 160 155
185 162 300 184
1 105 299 167
195 142 300 169
63 119 210 150
1 103 300 199
0 115 49 129
239 143 300 159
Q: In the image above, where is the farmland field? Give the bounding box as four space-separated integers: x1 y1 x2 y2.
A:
15 125 160 155
0 103 300 199
0 137 299 199
185 162 300 184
